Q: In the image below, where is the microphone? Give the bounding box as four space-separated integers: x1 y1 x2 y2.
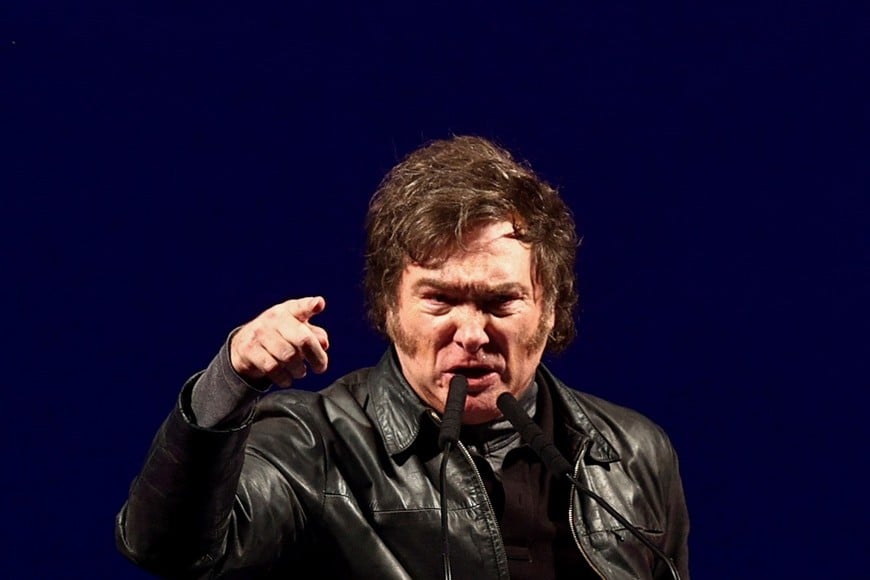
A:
438 374 468 580
496 392 682 580
438 375 468 450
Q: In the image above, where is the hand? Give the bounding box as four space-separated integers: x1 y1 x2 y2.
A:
229 296 330 388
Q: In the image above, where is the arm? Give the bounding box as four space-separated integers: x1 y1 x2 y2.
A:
115 297 330 577
661 440 690 580
115 375 252 577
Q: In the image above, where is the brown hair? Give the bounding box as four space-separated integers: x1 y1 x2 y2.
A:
364 135 579 353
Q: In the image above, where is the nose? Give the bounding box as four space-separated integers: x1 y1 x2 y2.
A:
453 306 490 353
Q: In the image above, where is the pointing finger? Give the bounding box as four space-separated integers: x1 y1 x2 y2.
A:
283 296 326 323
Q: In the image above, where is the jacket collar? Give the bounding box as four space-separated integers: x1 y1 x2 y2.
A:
539 364 621 464
368 348 432 456
367 347 620 464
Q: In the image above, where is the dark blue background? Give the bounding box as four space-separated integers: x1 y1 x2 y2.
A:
3 2 868 578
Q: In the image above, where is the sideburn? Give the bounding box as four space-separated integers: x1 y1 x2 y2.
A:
387 310 419 358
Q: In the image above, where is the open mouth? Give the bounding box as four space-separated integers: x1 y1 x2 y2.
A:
450 367 497 379
453 367 492 379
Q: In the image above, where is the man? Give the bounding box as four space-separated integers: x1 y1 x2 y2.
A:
116 135 690 579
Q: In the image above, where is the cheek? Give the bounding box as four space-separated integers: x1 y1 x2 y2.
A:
504 311 551 355
427 325 457 360
391 310 455 360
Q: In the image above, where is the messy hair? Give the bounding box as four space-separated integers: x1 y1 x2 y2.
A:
364 135 579 353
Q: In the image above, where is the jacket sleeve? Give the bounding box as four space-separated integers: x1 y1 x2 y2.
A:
114 377 315 578
661 438 690 580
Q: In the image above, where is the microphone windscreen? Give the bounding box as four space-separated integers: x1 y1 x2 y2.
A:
496 392 572 477
438 375 468 450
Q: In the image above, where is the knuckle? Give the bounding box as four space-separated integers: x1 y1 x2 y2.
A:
261 359 280 374
247 326 265 344
263 305 281 320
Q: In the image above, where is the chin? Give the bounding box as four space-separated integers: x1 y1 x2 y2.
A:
462 395 501 425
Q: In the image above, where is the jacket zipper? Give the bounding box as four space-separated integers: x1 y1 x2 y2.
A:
568 438 606 579
456 440 510 579
429 410 509 579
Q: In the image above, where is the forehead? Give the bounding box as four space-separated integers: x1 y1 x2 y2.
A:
401 221 537 292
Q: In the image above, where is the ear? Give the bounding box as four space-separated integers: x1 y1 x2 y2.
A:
544 299 556 334
384 302 403 344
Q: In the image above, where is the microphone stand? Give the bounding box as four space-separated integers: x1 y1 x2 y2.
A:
564 474 681 580
439 441 455 580
437 376 468 580
496 392 681 580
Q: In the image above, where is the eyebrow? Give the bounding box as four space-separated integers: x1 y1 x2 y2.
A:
411 278 529 298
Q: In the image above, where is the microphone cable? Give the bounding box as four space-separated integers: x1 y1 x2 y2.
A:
437 375 468 580
496 392 681 580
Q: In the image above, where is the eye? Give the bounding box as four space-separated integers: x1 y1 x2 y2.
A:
487 294 519 314
422 292 457 311
428 293 451 304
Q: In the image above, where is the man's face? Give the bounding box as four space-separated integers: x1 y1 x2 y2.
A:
387 221 554 425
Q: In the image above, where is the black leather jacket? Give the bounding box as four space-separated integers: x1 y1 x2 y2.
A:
116 349 690 579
